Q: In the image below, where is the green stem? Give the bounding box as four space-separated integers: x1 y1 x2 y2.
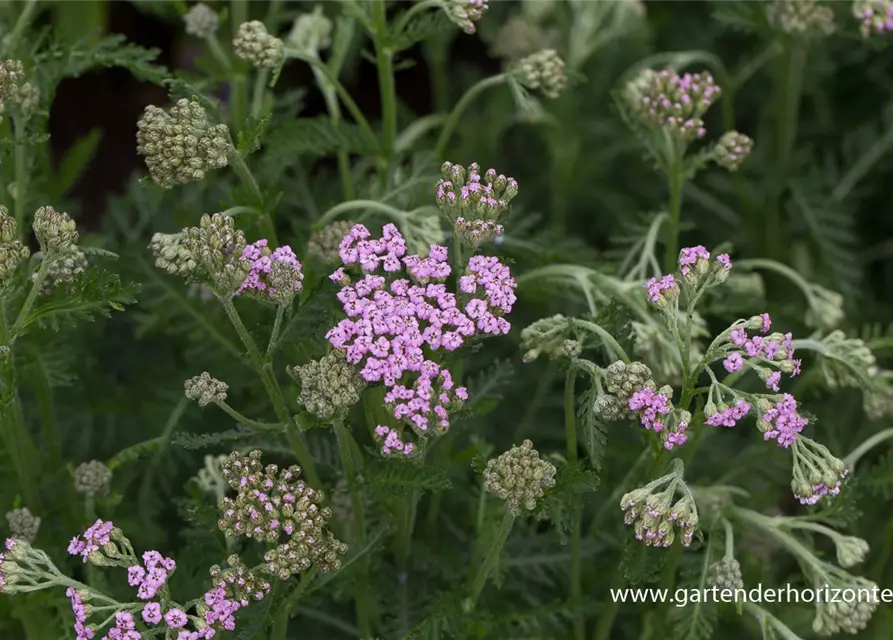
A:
435 74 507 159
312 66 355 201
230 0 248 129
214 400 283 431
4 0 39 56
372 0 397 188
393 0 440 34
662 162 684 274
845 428 893 470
275 568 317 640
334 419 372 638
227 149 275 242
592 567 625 640
565 367 584 640
204 33 232 73
266 304 286 359
219 298 320 486
13 116 28 233
572 320 631 363
250 67 270 119
11 256 49 340
467 507 515 607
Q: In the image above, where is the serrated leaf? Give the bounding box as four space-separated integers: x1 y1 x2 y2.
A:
237 114 271 156
171 427 256 450
364 458 451 498
464 360 515 416
264 117 378 164
669 542 717 640
57 33 168 83
578 383 609 472
107 436 168 470
621 540 666 585
392 10 454 53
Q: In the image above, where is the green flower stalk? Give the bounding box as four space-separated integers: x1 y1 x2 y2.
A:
73 461 112 498
287 351 366 421
136 99 230 188
234 21 284 68
5 508 40 543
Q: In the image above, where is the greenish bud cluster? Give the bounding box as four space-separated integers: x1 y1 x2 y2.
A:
136 99 230 188
595 360 655 421
218 450 347 579
812 575 878 635
74 460 112 497
791 437 848 506
149 232 198 279
0 206 28 286
832 535 870 569
442 0 489 35
766 0 836 37
308 220 356 264
817 331 877 390
520 314 574 362
713 131 754 172
287 351 365 421
864 377 893 420
5 508 40 543
184 372 228 407
0 60 25 120
483 439 557 516
805 285 845 330
184 3 219 38
709 557 743 590
287 6 332 57
33 206 78 253
181 213 251 294
37 248 88 295
435 161 518 249
514 49 567 99
234 21 284 68
491 15 559 62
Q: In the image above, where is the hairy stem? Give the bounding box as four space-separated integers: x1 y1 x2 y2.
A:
230 0 248 129
250 67 270 119
565 367 585 640
844 428 893 470
334 419 372 638
435 74 507 159
467 507 515 607
266 304 286 358
373 0 397 188
13 116 28 233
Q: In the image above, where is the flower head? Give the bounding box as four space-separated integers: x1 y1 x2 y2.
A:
714 131 754 172
854 0 893 38
767 0 836 36
137 99 230 188
620 464 698 548
288 351 366 420
287 5 332 56
442 0 489 35
184 3 219 38
758 393 809 447
180 213 251 294
237 239 304 305
185 372 228 407
483 440 557 516
234 21 284 68
5 508 40 543
435 162 518 249
514 49 567 99
791 437 848 506
74 461 113 498
624 68 721 143
0 206 28 286
308 220 357 263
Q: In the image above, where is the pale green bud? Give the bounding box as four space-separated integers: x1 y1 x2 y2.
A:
184 372 228 407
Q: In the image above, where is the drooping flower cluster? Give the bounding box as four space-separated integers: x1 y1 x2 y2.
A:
442 0 489 35
757 393 809 447
435 161 518 249
811 572 878 635
0 206 28 287
65 586 92 640
237 239 304 305
136 99 230 188
621 463 698 547
723 315 802 389
326 223 515 454
766 0 836 36
288 350 366 420
854 0 893 38
714 131 754 172
218 450 347 578
127 550 176 600
705 399 751 428
628 385 691 450
483 440 557 516
514 49 567 99
791 437 848 505
624 68 721 143
233 21 284 68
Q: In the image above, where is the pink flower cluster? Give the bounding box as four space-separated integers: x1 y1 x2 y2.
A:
67 519 114 562
856 1 893 38
761 393 809 447
374 425 414 455
664 422 689 450
102 612 139 640
237 239 304 298
628 388 671 432
201 585 244 632
326 224 515 455
645 274 677 302
794 470 847 506
705 399 751 428
633 69 721 142
127 550 176 600
66 586 94 640
723 315 802 388
679 245 710 277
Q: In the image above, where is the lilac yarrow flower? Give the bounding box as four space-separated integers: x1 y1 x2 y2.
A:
103 611 139 640
127 550 176 600
705 399 751 428
66 586 95 640
142 602 163 625
679 245 710 278
624 68 721 143
620 469 699 548
791 437 849 506
644 274 678 304
236 239 304 304
854 0 893 38
327 223 515 455
67 519 115 563
435 161 518 249
758 393 809 447
628 386 690 450
721 316 802 391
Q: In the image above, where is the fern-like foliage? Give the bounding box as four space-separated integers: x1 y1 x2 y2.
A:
463 359 515 417
171 427 257 450
578 381 609 472
264 118 379 164
23 269 139 331
364 458 452 498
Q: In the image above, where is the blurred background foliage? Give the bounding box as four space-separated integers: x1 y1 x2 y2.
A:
2 0 893 638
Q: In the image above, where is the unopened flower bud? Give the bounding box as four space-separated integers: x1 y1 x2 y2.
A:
149 232 198 279
834 535 869 568
287 6 332 57
33 206 78 252
0 206 28 286
483 440 557 516
767 0 836 36
514 49 567 99
714 131 753 172
805 285 844 330
37 248 88 295
562 339 582 358
184 3 219 38
854 0 893 38
308 220 356 264
5 508 40 543
234 21 284 68
74 461 112 497
709 557 743 590
287 351 365 421
442 0 489 35
184 372 228 407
